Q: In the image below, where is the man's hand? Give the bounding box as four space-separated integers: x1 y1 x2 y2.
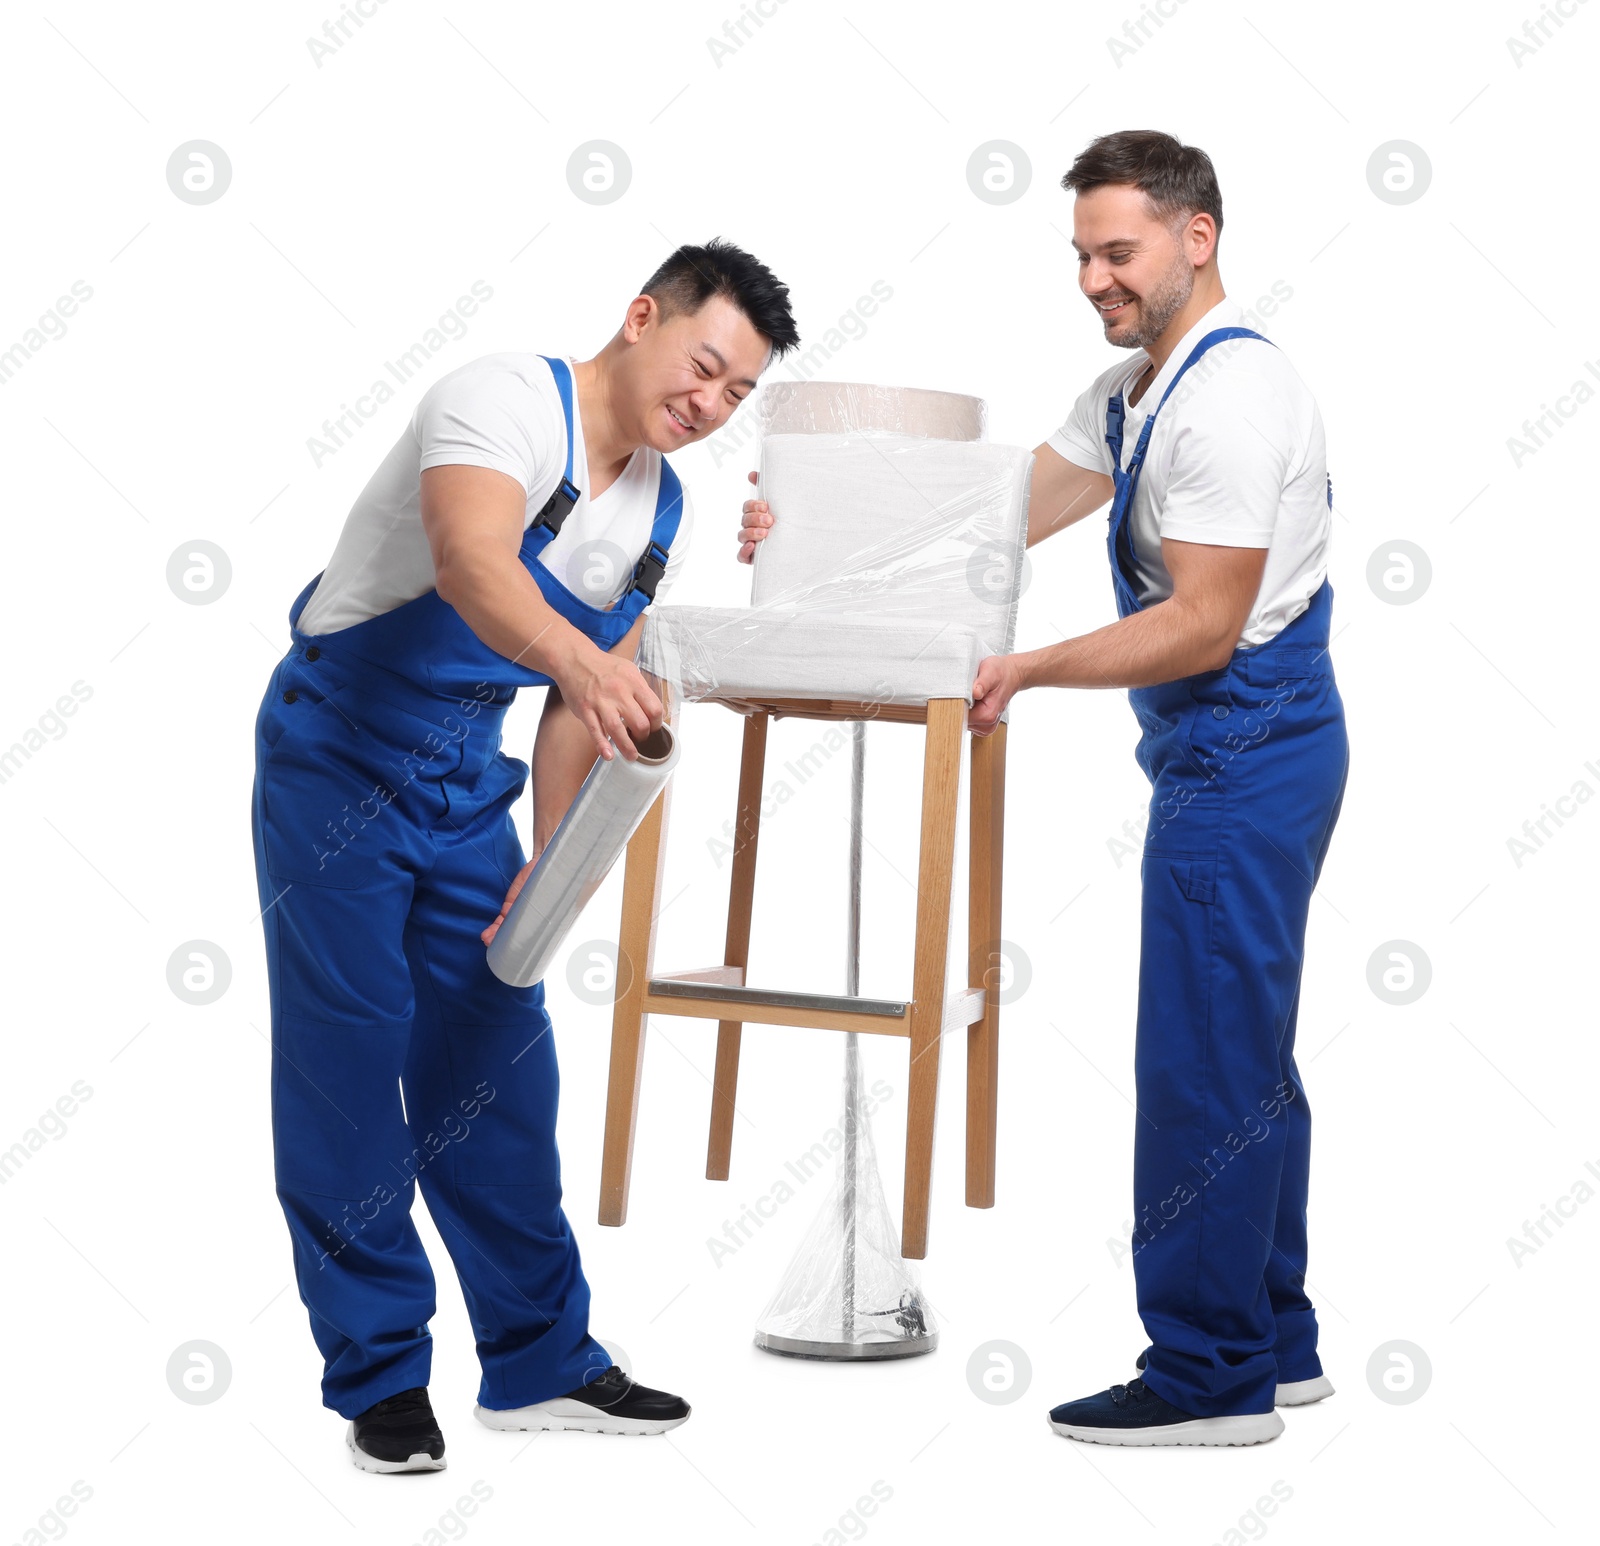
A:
738 469 772 563
970 654 1025 736
481 850 540 946
550 640 662 762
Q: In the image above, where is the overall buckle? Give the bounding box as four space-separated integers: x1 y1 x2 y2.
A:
1104 394 1126 458
625 540 671 601
532 476 581 535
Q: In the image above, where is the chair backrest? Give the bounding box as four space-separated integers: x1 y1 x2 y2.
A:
751 432 1035 659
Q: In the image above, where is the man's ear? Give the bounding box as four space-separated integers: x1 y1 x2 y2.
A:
621 293 660 344
1185 212 1218 270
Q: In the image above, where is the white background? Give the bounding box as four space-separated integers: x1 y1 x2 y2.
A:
2 1 1594 1542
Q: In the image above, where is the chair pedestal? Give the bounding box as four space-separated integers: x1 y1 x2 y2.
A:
599 697 1006 1260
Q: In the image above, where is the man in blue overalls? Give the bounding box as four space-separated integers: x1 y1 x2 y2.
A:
968 132 1349 1446
252 239 797 1472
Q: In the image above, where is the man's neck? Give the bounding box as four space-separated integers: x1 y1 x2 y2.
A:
570 347 637 490
1143 269 1228 379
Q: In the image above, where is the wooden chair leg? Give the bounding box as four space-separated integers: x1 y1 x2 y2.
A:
707 712 768 1180
599 787 670 1226
901 698 965 1260
966 721 1006 1208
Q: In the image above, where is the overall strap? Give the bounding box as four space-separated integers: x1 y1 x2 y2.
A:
619 458 685 605
1102 325 1276 620
532 354 582 536
1104 390 1127 467
1150 326 1275 421
1144 326 1331 511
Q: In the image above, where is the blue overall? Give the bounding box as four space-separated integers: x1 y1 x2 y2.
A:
250 357 683 1419
1105 328 1349 1417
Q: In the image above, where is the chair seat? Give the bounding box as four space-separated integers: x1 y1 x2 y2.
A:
643 605 986 706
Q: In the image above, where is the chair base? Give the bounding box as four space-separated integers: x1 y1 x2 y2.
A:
754 1330 939 1361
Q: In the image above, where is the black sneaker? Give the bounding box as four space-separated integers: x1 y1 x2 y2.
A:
475 1365 690 1436
1048 1377 1282 1447
1135 1347 1334 1408
347 1387 447 1473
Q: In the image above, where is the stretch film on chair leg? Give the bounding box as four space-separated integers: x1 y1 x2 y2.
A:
753 723 938 1360
486 724 680 989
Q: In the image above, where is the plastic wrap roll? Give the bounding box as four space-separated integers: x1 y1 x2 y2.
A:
757 380 986 442
485 724 679 988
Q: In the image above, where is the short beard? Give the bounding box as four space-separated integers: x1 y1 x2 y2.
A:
1110 248 1195 350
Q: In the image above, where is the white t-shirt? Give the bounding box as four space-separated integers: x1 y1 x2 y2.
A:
1049 298 1329 647
296 351 694 636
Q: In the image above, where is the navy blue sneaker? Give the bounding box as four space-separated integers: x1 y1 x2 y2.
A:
1135 1348 1334 1409
1048 1378 1283 1447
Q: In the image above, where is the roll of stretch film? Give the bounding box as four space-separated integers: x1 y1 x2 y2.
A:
485 724 680 988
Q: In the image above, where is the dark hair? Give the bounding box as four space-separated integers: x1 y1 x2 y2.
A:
1061 130 1223 238
641 238 800 360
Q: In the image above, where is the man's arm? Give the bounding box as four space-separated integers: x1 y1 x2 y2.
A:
481 612 650 945
421 463 661 761
969 538 1267 733
530 613 649 855
1026 442 1115 547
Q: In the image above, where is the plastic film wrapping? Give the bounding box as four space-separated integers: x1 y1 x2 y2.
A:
642 425 1033 708
485 725 679 988
752 1040 936 1354
642 606 986 707
757 380 986 442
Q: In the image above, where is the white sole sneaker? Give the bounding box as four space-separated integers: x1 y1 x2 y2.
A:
345 1423 446 1472
1276 1375 1334 1407
1134 1356 1336 1411
1048 1410 1285 1447
474 1399 688 1437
